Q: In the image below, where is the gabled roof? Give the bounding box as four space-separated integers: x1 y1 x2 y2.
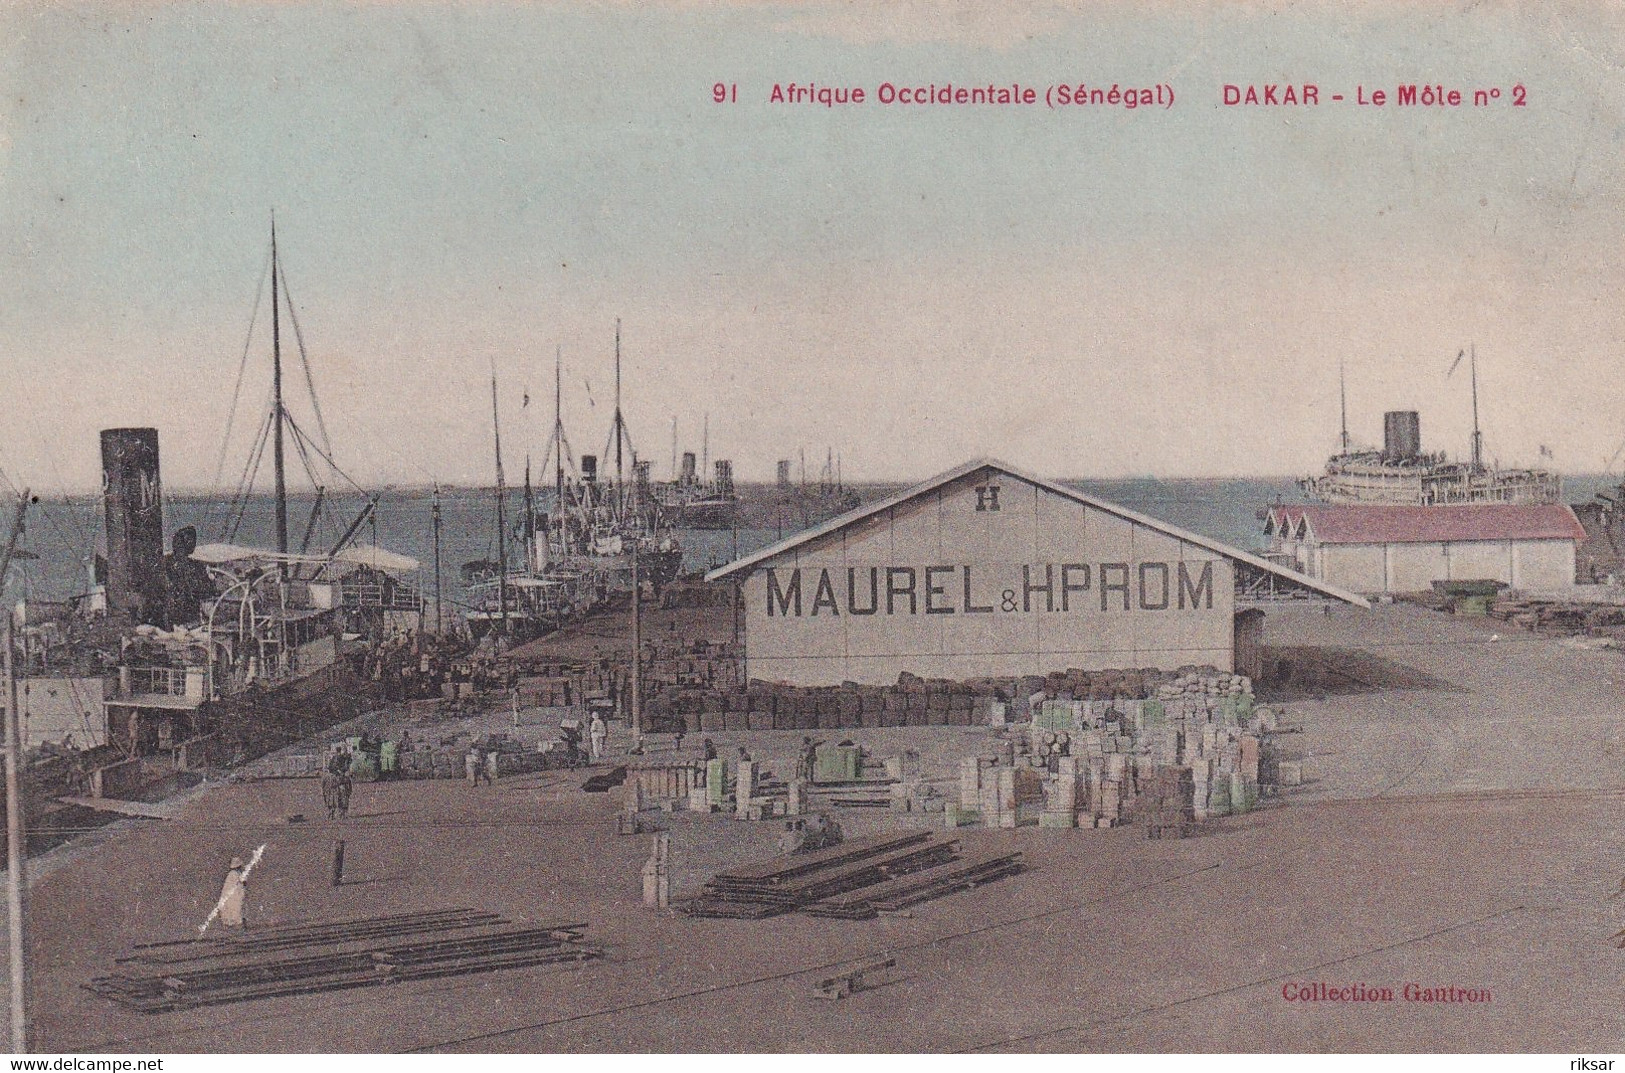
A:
1266 504 1586 545
707 458 1369 607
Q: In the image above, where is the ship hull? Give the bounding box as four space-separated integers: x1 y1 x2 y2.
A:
675 500 737 529
1300 459 1562 506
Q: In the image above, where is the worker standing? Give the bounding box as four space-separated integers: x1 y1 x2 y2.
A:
335 767 353 819
589 712 607 762
465 744 482 786
322 746 351 820
218 856 249 929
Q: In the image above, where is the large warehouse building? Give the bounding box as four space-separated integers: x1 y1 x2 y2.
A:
707 460 1365 687
1263 503 1585 594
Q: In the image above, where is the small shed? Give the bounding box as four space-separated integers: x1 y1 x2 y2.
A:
1264 504 1585 594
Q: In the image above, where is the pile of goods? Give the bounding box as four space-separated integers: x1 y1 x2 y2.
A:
255 732 567 782
1486 598 1625 640
644 664 1252 735
506 641 744 710
953 675 1277 832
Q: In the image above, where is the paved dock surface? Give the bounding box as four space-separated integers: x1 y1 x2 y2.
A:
21 601 1625 1052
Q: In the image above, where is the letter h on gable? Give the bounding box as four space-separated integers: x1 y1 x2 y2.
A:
975 485 1001 512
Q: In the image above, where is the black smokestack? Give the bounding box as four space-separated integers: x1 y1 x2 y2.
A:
100 428 166 625
1383 411 1421 462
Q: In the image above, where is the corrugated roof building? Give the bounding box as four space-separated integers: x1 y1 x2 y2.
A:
1263 503 1585 594
707 460 1365 687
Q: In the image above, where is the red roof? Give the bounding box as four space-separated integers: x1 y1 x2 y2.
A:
1265 504 1586 545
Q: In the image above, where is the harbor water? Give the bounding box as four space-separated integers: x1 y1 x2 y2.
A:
7 474 1617 612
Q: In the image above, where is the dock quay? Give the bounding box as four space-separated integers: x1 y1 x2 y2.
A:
12 587 1625 1052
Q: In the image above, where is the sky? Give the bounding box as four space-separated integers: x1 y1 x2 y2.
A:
1 0 1622 491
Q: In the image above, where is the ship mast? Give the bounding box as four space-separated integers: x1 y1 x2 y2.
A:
523 456 534 572
613 318 624 520
554 346 565 523
491 370 508 635
1470 344 1483 472
1339 356 1350 454
271 218 289 556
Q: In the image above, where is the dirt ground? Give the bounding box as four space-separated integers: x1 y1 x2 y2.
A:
22 601 1625 1052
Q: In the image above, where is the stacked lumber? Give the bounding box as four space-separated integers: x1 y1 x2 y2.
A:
682 830 1020 920
805 850 1024 919
86 909 600 1013
1487 597 1625 639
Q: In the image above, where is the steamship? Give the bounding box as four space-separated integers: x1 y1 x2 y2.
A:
1299 351 1561 506
98 223 422 759
1299 411 1562 506
464 326 682 643
652 452 738 529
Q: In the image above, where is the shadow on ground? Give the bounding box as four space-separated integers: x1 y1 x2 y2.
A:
1257 645 1464 700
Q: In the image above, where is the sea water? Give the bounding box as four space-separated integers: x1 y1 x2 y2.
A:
7 473 1614 611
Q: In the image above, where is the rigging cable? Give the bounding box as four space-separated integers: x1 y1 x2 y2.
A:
284 417 370 498
205 242 272 539
276 255 335 463
224 409 275 544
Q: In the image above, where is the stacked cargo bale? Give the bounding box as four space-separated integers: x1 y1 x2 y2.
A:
949 675 1278 831
515 676 576 708
576 662 1260 740
1130 766 1195 839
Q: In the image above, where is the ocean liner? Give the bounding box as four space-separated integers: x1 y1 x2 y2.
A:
1299 349 1561 506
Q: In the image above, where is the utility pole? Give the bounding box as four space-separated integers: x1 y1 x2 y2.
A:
491 372 508 637
431 485 444 634
630 542 641 737
730 506 740 646
0 490 32 1054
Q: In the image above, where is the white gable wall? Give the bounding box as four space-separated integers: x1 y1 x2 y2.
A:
740 471 1235 686
1509 541 1575 590
1296 535 1576 593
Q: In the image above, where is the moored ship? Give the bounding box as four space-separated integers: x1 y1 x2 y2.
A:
1299 349 1561 506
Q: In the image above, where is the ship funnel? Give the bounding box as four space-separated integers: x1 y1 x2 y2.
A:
681 451 697 481
1383 410 1421 462
714 460 735 497
776 460 791 488
581 454 598 483
100 427 167 626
